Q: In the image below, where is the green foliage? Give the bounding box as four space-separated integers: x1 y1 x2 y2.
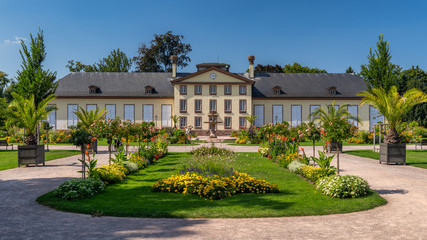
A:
359 86 427 143
96 163 127 184
122 161 139 173
74 107 107 129
296 165 336 183
54 178 105 200
283 62 327 73
288 160 306 173
316 175 370 198
312 151 334 169
7 92 56 144
133 31 192 72
190 146 234 156
15 28 57 107
360 33 400 92
70 128 93 147
346 66 355 73
78 158 99 179
67 49 132 72
128 152 149 169
401 66 427 127
254 64 284 73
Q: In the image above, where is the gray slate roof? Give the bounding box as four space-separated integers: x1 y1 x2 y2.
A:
55 72 186 97
56 72 366 98
245 73 366 98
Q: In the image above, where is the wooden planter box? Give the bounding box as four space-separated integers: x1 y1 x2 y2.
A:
18 145 45 167
327 141 342 153
379 143 406 165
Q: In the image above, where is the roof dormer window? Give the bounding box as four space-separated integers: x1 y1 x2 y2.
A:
89 85 100 94
145 85 154 94
273 86 282 95
328 86 337 95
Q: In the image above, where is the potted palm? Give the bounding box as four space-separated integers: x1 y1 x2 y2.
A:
359 86 427 164
8 93 56 167
75 107 107 153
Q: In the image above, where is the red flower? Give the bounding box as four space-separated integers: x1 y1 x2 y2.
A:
85 150 89 156
86 144 90 149
301 148 304 151
292 137 295 141
151 138 154 141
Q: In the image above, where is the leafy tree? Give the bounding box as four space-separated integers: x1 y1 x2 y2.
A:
346 66 355 74
358 86 427 144
0 71 10 97
401 66 427 127
360 34 401 92
67 48 132 72
171 115 180 128
7 92 56 145
283 62 327 73
133 31 192 72
254 64 284 73
15 28 57 106
0 71 11 129
309 101 359 174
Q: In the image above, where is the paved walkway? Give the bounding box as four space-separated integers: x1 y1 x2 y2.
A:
0 144 426 239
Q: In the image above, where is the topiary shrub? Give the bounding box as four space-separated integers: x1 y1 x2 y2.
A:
316 175 370 198
288 160 306 173
96 163 127 184
54 178 105 200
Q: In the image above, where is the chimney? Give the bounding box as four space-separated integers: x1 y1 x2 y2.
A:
248 55 255 78
170 55 178 78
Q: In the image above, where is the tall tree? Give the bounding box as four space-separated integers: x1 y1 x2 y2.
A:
133 31 192 72
283 62 327 73
346 66 355 74
0 71 11 98
360 34 400 92
401 66 427 127
15 28 57 106
67 48 132 72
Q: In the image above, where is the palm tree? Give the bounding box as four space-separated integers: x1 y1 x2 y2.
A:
8 92 56 145
358 86 427 143
170 115 180 128
245 115 257 128
74 107 108 129
308 101 360 174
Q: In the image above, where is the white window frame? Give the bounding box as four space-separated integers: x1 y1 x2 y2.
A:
143 104 154 122
105 104 116 120
67 104 78 128
124 104 135 123
291 105 302 127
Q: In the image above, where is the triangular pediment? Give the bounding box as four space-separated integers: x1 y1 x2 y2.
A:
171 67 254 84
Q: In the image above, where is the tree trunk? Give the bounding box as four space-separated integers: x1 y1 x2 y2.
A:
81 146 86 179
312 140 316 159
385 127 401 144
336 149 340 175
25 133 37 145
108 142 112 165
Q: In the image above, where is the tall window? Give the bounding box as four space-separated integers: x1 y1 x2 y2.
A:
239 117 246 128
209 100 217 112
347 105 358 127
272 105 283 124
254 105 264 127
310 105 320 121
162 105 172 127
224 100 232 113
224 85 232 95
369 106 383 131
48 106 56 129
67 104 78 128
291 105 302 127
180 99 187 113
239 85 247 95
86 104 96 112
239 100 247 113
194 85 202 95
143 105 153 122
124 104 135 122
195 117 202 128
180 117 187 128
224 117 232 129
105 104 116 119
209 85 217 95
195 100 202 113
328 105 339 112
179 85 187 95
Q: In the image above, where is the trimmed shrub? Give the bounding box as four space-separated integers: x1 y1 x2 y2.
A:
123 161 139 173
190 146 234 157
288 160 306 173
54 178 105 200
316 175 370 198
96 163 127 184
297 165 335 183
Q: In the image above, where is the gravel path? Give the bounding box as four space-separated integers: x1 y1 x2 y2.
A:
0 144 426 239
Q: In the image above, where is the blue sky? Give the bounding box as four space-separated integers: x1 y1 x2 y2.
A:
1 0 427 79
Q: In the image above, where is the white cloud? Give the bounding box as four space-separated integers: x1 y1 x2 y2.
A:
3 36 27 45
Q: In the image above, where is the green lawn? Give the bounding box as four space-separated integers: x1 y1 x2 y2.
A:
228 143 261 146
0 150 81 171
37 152 386 218
344 149 427 169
